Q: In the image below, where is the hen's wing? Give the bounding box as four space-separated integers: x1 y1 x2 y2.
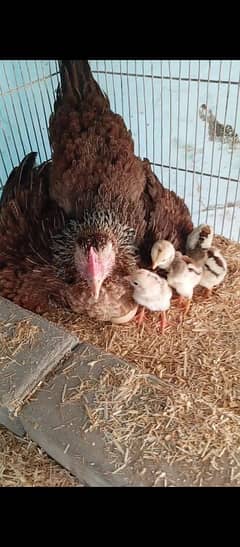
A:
0 152 38 208
138 160 193 264
0 154 67 313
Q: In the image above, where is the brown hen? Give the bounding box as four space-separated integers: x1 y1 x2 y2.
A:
0 61 193 325
0 153 137 322
49 60 193 299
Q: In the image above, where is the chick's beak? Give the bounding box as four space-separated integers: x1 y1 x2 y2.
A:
151 261 158 270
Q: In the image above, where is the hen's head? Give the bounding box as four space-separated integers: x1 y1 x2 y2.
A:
52 209 137 301
74 235 115 300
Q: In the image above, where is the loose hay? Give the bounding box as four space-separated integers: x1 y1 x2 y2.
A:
0 427 80 486
0 319 40 367
0 319 81 487
44 236 240 485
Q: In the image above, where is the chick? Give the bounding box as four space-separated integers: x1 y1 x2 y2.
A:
199 247 227 297
167 252 203 317
125 269 172 334
151 239 176 271
186 224 214 253
185 225 227 297
150 240 203 318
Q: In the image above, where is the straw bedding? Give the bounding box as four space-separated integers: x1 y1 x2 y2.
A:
0 235 239 486
0 427 80 486
0 320 40 370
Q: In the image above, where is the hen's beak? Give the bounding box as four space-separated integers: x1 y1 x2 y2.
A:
87 247 104 301
89 278 103 301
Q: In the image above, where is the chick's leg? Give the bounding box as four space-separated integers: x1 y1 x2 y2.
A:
175 294 192 314
203 288 212 298
183 298 192 316
159 310 167 335
177 297 192 324
176 298 192 326
157 310 175 334
135 306 145 327
176 295 185 307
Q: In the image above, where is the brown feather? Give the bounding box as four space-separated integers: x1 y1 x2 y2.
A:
0 156 68 314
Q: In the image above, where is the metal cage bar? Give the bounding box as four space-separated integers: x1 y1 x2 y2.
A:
0 60 240 241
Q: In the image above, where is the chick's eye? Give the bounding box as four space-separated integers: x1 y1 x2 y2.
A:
133 281 138 286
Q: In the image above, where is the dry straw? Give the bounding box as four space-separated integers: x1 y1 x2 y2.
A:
0 235 239 486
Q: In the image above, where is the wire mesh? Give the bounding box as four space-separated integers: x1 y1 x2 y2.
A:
0 60 240 241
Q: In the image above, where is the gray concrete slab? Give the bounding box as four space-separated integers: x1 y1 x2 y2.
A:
0 299 234 486
20 344 132 486
20 342 236 487
0 297 79 412
0 407 25 436
19 344 199 486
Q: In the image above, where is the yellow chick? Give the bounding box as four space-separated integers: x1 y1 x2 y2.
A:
167 252 202 316
151 239 176 271
125 269 172 334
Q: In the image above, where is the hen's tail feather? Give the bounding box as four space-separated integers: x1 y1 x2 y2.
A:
56 60 110 109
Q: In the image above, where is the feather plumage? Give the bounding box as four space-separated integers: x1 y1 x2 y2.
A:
0 154 138 321
0 61 194 324
49 60 193 262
